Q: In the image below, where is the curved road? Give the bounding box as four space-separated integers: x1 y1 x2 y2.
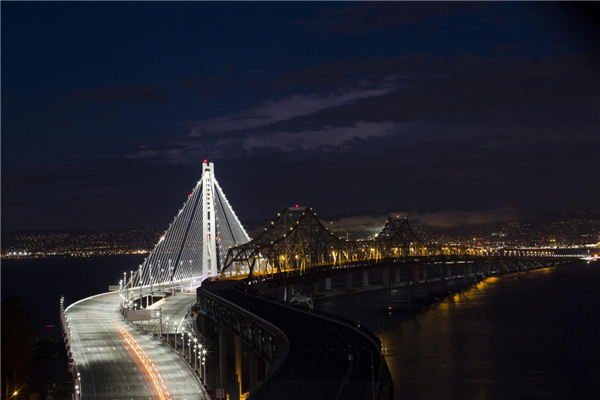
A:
65 291 205 400
204 281 384 400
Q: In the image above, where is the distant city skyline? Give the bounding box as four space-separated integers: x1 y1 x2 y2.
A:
2 2 599 231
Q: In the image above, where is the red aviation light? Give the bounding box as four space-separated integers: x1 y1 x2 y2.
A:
396 215 400 218
295 204 299 208
203 159 208 163
189 193 193 197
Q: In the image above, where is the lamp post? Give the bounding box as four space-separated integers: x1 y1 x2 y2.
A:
123 272 127 308
166 318 170 345
130 270 134 304
139 265 143 308
202 348 207 384
194 337 198 370
348 345 375 400
188 333 192 361
169 260 173 293
181 329 185 356
150 273 153 304
180 262 184 292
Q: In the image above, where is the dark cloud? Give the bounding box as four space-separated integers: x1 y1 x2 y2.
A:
3 134 598 231
297 2 493 35
493 42 532 54
325 207 521 238
221 63 237 71
179 76 239 101
62 83 170 106
121 50 599 168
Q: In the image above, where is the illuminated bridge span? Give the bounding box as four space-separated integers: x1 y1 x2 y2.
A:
125 161 250 292
62 162 250 400
63 163 584 400
218 206 569 285
193 206 578 399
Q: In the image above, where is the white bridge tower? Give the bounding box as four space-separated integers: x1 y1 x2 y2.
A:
129 161 250 290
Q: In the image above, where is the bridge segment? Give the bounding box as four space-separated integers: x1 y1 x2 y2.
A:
198 279 392 400
63 292 206 400
125 161 250 295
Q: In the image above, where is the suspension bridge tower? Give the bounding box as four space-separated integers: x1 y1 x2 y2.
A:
130 161 250 290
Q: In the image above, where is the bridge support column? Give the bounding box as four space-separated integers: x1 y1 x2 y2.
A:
362 271 369 287
440 266 446 288
217 328 228 394
346 273 353 290
312 281 319 296
325 278 332 291
284 286 293 303
395 269 401 284
245 349 258 393
234 336 242 399
382 268 389 288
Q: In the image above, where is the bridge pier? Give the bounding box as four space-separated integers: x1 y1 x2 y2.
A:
284 286 293 303
346 273 353 290
217 327 228 395
440 266 447 288
362 271 369 287
394 269 401 284
235 336 242 400
325 277 332 291
382 268 389 288
245 349 258 393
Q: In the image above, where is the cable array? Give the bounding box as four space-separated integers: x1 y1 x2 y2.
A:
128 164 250 290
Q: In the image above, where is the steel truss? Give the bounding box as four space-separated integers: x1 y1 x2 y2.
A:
220 208 460 281
197 287 286 364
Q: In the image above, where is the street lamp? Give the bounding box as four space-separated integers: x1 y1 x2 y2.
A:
138 265 143 307
181 329 186 355
348 345 375 400
169 260 173 293
194 337 198 370
202 348 207 384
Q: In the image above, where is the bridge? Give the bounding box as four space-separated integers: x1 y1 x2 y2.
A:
62 162 583 400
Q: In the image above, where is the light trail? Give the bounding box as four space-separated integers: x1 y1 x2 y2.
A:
115 321 172 400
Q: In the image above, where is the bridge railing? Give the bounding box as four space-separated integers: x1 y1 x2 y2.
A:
197 284 288 366
60 296 81 400
242 253 576 287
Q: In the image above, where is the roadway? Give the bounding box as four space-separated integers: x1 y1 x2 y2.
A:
65 291 205 400
204 280 386 400
144 292 197 335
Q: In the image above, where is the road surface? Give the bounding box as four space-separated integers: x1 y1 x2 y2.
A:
65 291 205 400
204 281 387 400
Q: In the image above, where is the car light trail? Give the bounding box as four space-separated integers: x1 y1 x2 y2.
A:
115 321 172 400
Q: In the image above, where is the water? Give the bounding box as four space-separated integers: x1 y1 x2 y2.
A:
3 257 598 398
380 262 600 400
1 255 145 333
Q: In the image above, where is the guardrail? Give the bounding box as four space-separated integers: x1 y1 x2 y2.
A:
60 296 81 400
198 284 288 365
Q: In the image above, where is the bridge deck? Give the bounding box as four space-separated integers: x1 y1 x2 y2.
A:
203 281 388 400
65 291 205 400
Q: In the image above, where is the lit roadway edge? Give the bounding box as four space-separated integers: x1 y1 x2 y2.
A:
65 291 206 400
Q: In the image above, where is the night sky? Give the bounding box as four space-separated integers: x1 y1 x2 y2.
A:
2 2 599 231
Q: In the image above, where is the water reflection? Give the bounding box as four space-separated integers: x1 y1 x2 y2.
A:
380 263 600 400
